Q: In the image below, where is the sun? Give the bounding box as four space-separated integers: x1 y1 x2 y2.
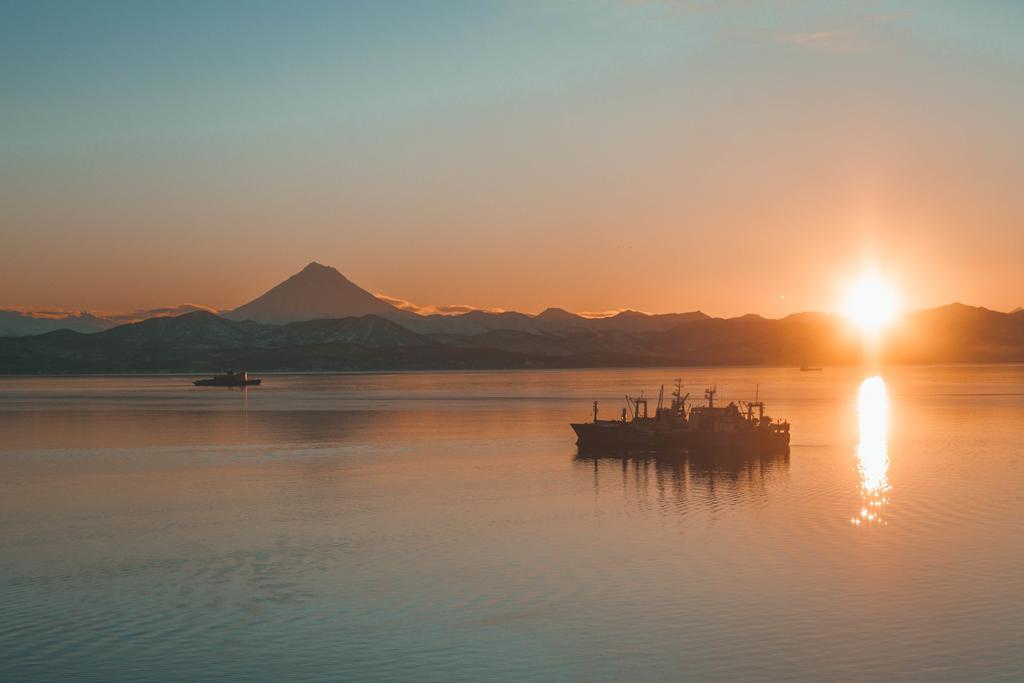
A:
844 272 899 334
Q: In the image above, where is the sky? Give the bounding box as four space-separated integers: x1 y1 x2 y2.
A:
2 0 1022 318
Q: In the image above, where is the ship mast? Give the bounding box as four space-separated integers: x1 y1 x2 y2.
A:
672 378 685 415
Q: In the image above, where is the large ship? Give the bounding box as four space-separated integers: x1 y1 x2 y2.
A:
570 381 789 453
193 370 261 387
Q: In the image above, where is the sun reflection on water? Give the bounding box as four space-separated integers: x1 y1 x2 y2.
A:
852 376 890 526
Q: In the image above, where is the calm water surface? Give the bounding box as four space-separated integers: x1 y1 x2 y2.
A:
1 367 1022 681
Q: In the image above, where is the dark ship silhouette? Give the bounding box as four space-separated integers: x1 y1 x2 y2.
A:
193 370 261 387
571 381 789 453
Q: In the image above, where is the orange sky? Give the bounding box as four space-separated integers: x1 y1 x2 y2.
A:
3 2 1022 318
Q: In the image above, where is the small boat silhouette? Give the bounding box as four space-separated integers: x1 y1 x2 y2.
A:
193 370 261 387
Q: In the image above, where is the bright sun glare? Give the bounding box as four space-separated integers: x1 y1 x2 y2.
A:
844 272 899 334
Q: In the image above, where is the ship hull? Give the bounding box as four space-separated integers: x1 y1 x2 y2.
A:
571 422 687 449
571 422 789 454
193 379 262 387
685 428 790 453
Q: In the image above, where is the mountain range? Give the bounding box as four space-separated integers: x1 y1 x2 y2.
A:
1 262 709 337
0 304 218 336
2 262 1022 373
226 261 713 336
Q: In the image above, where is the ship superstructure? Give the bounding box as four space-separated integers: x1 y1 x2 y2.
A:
571 381 789 453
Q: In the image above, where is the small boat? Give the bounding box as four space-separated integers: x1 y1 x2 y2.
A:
800 366 823 371
193 370 261 387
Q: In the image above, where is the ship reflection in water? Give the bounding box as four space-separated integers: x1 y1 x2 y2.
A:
575 447 790 512
853 376 890 526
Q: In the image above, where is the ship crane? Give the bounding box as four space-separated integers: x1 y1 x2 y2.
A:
624 393 649 420
741 385 766 424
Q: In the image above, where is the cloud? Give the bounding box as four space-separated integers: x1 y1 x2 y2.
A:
434 304 486 315
105 303 220 322
374 293 428 313
375 293 505 316
772 9 912 53
3 308 89 320
623 1 914 54
2 303 220 323
776 28 862 52
577 309 629 319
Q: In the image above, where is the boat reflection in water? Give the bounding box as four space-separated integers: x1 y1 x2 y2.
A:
575 446 790 512
853 376 890 526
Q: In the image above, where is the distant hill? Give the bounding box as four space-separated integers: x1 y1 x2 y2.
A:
226 262 398 323
0 312 440 374
885 303 1024 364
393 305 710 336
2 305 1022 374
256 315 431 348
0 310 113 336
0 304 218 337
